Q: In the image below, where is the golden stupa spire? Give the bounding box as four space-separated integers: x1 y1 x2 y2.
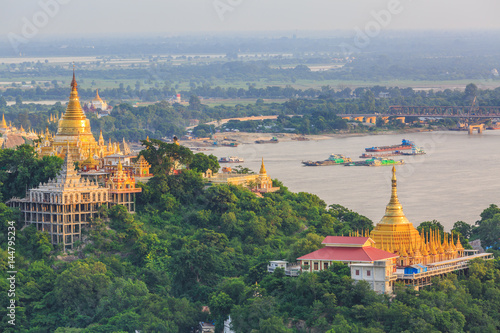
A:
436 231 444 253
400 239 408 257
56 66 93 137
420 233 429 256
455 235 464 252
449 234 456 251
260 158 267 175
99 130 104 145
429 230 437 255
443 233 449 251
379 166 410 225
407 236 414 257
1 113 7 129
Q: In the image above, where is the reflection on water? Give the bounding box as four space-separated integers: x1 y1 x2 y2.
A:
212 131 500 230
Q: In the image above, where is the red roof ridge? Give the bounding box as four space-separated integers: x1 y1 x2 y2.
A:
322 236 374 246
297 245 398 262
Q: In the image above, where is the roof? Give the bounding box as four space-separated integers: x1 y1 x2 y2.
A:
297 246 398 262
322 236 375 247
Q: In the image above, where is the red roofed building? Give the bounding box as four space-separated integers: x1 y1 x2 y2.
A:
296 236 398 293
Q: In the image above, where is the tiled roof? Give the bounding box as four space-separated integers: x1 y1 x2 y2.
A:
297 246 398 262
322 236 373 245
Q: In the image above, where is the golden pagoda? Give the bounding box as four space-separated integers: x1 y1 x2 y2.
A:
37 70 119 162
370 166 460 266
0 113 7 131
106 161 142 213
370 166 423 251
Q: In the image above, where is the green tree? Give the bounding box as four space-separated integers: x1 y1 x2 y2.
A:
257 316 292 333
208 291 234 331
139 139 193 175
452 221 473 239
190 153 220 173
0 145 63 200
54 260 111 319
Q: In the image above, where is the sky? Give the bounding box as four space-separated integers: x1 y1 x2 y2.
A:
2 0 500 39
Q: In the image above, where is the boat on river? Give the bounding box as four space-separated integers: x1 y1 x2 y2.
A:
400 147 426 156
219 156 244 163
365 139 414 152
256 137 279 144
345 157 405 167
302 154 352 166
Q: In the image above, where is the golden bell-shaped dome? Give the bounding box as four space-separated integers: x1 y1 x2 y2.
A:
370 167 423 255
56 70 92 137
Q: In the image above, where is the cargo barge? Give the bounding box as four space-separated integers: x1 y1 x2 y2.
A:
302 154 352 166
365 139 414 152
345 157 405 167
256 137 279 144
219 156 244 163
360 147 425 158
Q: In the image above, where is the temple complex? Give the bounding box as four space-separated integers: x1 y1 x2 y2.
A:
83 89 112 117
369 166 464 266
271 166 492 293
36 71 120 162
203 158 280 195
0 113 38 148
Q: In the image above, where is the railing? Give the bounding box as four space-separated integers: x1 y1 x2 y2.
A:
267 265 301 277
396 254 493 280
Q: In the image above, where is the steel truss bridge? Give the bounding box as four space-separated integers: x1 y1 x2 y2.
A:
339 105 500 119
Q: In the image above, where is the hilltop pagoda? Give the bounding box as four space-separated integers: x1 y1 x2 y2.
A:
37 70 119 162
370 167 464 266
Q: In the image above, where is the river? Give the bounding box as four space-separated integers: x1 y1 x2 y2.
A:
211 131 500 231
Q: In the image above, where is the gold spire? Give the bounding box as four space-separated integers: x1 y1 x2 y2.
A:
259 158 267 175
400 239 408 257
56 68 93 137
455 235 464 252
1 114 7 129
99 130 104 146
118 160 123 172
379 166 410 224
449 234 456 251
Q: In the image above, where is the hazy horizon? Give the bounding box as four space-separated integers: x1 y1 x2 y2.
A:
2 0 500 40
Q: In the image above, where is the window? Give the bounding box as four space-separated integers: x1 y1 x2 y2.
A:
356 270 360 276
367 270 371 277
324 262 329 270
313 262 319 270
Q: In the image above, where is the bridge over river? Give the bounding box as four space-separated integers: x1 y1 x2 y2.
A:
339 105 500 134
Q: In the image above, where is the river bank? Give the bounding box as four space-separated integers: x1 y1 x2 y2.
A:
184 127 436 147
